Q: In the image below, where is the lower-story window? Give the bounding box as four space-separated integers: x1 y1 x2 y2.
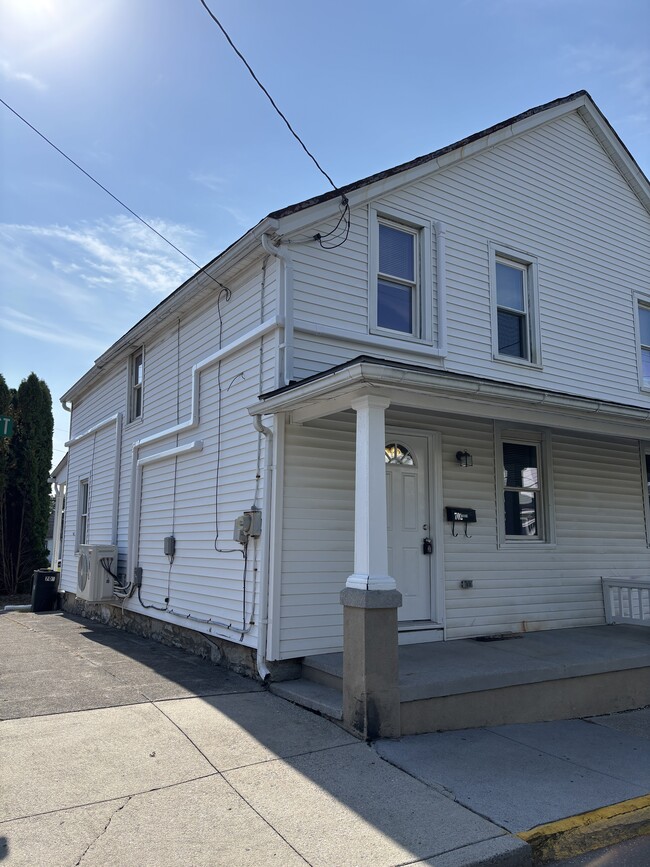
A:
503 441 541 537
497 428 553 545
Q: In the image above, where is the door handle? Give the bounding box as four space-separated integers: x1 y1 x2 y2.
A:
422 537 433 555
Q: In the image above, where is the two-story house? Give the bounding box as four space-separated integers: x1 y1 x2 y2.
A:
55 91 650 737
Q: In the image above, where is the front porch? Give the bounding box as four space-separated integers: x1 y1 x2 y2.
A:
271 624 650 736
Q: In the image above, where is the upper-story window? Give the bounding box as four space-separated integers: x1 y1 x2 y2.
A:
490 244 541 366
637 302 650 389
128 348 144 423
369 206 432 344
377 222 418 334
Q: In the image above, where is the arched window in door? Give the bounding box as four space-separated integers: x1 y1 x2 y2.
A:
384 442 415 466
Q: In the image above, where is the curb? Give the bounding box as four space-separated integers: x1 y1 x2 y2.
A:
517 794 650 864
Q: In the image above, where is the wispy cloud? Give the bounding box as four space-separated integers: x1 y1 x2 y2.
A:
0 59 46 91
1 307 107 352
1 215 201 298
190 172 226 192
559 42 650 133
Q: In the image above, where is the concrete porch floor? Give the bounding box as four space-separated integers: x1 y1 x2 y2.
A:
272 625 650 734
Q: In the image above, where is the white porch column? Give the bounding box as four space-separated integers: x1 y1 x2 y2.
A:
346 395 396 591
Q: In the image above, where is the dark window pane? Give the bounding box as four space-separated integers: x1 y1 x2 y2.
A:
377 279 413 333
379 224 414 281
496 262 524 311
504 491 538 536
503 442 538 488
639 306 650 347
133 387 142 419
646 454 650 510
498 310 525 357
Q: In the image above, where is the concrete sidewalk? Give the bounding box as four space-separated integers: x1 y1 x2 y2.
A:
0 611 647 865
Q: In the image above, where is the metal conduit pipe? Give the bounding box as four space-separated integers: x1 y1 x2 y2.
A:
252 413 273 682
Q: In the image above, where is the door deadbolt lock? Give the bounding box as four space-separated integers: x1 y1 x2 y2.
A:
422 537 433 555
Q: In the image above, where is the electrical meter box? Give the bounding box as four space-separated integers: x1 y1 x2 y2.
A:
233 509 262 544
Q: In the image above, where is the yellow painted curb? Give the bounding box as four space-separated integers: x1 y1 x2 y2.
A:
517 794 650 863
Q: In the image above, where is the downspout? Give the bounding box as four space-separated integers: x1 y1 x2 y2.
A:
253 413 273 681
261 234 294 386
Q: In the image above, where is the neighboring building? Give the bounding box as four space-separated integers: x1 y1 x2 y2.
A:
59 91 650 703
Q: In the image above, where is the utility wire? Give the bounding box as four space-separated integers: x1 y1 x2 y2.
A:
0 96 231 295
197 0 339 193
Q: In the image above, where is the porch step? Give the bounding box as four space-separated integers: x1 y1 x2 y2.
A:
271 626 650 735
270 678 343 721
302 653 343 690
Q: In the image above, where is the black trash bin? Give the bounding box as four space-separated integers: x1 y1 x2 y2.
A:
31 569 59 612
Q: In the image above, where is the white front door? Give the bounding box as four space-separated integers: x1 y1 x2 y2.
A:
385 436 432 621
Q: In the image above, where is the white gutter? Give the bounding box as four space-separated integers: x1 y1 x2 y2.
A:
127 317 280 581
261 234 294 385
249 360 650 428
65 412 123 545
252 414 273 681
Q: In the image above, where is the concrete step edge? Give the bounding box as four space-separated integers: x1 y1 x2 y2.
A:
270 678 343 720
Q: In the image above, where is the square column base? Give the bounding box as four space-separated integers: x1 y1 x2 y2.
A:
340 588 402 740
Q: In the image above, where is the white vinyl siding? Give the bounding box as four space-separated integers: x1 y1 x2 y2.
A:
278 418 355 658
289 112 650 408
62 257 279 647
276 409 650 658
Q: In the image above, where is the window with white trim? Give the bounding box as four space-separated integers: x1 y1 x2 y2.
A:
128 348 144 422
490 246 540 365
369 207 432 343
496 429 553 544
641 446 650 546
77 479 89 549
637 302 650 389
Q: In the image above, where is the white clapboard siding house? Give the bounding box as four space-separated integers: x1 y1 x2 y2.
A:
57 91 650 735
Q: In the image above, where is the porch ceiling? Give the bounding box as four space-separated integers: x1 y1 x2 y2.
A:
250 357 650 440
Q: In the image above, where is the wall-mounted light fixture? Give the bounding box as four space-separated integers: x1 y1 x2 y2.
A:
456 450 473 468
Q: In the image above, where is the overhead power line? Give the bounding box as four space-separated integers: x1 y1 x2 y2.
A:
0 96 231 296
197 0 339 193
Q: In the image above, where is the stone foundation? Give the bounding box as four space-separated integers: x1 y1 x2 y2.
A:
59 591 300 682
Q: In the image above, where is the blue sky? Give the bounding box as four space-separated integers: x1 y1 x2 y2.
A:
1 0 648 468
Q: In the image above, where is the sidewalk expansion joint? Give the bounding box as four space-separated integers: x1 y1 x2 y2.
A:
517 793 650 863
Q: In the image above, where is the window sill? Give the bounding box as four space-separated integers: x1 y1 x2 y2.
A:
370 326 434 347
126 416 144 428
498 539 556 549
493 353 543 370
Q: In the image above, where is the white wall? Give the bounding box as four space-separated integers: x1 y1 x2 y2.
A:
276 409 650 658
61 255 280 646
287 111 650 406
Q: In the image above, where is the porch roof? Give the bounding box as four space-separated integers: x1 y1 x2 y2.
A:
250 356 650 440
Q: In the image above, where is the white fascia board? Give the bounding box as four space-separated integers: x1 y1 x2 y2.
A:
249 361 650 439
275 97 592 238
61 217 279 405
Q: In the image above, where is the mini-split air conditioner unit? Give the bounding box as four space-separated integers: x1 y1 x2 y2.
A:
77 544 117 602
